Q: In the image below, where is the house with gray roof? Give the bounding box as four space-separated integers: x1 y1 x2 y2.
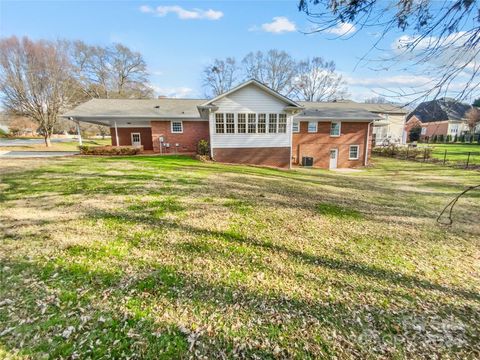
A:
405 98 473 140
63 79 382 169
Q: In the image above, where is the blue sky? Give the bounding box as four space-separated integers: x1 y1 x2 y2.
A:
0 0 474 101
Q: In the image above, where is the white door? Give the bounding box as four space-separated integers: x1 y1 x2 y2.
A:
131 133 141 147
329 149 338 169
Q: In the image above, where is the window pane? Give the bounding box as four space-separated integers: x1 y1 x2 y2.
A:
248 113 256 133
349 146 359 159
268 114 277 133
237 113 246 133
215 113 224 134
308 121 317 132
226 113 235 133
172 121 183 133
278 114 287 133
330 122 340 136
292 120 299 133
258 113 266 133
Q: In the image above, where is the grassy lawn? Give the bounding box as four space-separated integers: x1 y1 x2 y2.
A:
0 138 111 152
0 156 479 358
418 143 480 165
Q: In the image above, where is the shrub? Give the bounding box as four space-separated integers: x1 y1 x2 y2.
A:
197 139 209 156
431 135 437 143
372 145 431 160
453 134 457 143
446 134 452 143
79 145 142 155
438 134 445 143
459 134 465 143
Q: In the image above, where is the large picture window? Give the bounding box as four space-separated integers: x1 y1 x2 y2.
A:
258 114 266 133
226 113 235 133
330 121 341 137
215 113 225 134
268 114 277 133
248 113 256 133
237 113 246 133
278 114 287 133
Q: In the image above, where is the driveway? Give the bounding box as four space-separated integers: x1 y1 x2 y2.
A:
0 138 76 146
0 151 78 158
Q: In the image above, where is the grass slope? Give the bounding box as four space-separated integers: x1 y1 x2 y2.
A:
0 156 479 359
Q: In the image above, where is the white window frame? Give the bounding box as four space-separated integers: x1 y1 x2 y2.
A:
225 113 235 134
307 121 317 133
278 113 287 133
292 120 299 133
330 121 341 137
215 113 225 134
171 121 183 134
268 114 277 133
349 145 360 160
421 127 427 135
237 113 246 134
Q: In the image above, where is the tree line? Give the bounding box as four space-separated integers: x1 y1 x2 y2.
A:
0 36 152 146
202 49 348 101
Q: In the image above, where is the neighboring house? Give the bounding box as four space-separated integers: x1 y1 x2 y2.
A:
63 79 381 169
405 98 472 140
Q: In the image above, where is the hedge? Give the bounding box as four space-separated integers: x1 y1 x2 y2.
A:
79 145 142 155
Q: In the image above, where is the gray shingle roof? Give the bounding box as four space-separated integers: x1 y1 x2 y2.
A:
62 98 207 119
296 107 382 121
406 98 472 122
298 101 408 115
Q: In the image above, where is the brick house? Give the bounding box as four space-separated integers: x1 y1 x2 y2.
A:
63 79 380 169
404 98 473 141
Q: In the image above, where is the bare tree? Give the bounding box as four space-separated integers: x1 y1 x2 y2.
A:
364 96 391 104
466 107 480 134
0 36 78 146
70 41 153 99
294 57 347 101
202 57 238 97
298 0 480 101
242 50 297 95
111 43 151 98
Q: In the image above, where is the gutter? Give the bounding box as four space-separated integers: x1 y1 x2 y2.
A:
364 121 374 166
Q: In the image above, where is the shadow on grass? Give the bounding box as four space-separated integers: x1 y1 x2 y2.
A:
2 251 478 359
89 208 480 303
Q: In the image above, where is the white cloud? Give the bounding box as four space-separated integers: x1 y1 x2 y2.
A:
140 5 223 20
345 74 434 88
152 85 195 98
325 22 356 36
256 17 296 34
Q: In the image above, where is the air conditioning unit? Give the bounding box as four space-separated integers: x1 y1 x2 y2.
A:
302 156 313 167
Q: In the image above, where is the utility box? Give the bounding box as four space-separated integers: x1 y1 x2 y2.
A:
302 156 314 167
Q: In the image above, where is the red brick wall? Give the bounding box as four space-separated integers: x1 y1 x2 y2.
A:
151 121 209 153
212 147 291 168
109 127 153 150
404 117 449 140
292 121 372 168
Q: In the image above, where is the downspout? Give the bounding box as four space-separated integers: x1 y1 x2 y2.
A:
288 113 293 170
114 121 119 147
364 121 373 166
208 108 214 160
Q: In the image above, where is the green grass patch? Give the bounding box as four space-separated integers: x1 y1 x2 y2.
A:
316 202 363 219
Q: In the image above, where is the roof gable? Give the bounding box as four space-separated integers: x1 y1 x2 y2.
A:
201 79 301 108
